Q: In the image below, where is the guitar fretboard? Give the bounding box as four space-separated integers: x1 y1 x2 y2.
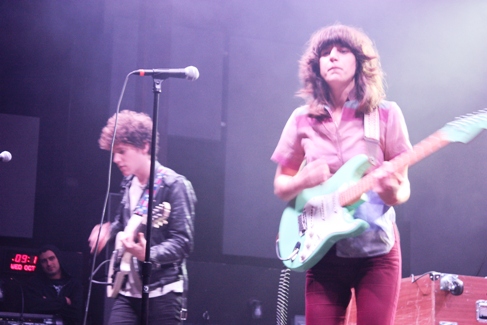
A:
339 130 450 207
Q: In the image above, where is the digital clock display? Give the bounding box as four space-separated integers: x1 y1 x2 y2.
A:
6 250 38 273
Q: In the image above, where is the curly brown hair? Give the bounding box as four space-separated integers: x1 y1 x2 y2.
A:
297 24 385 117
98 110 159 155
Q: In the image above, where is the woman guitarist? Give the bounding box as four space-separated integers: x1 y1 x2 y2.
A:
272 24 411 325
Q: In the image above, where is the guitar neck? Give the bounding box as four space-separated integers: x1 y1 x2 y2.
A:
339 130 450 207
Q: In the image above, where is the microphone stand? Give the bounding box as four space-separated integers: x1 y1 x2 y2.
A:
141 76 164 325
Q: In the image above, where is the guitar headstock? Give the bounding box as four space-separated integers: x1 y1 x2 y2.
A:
152 202 171 228
441 110 487 143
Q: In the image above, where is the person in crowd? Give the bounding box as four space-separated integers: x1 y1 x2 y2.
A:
25 244 83 325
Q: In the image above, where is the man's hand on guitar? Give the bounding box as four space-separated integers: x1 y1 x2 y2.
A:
122 232 147 261
88 222 111 254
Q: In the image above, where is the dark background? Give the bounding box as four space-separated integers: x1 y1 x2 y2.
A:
1 1 487 324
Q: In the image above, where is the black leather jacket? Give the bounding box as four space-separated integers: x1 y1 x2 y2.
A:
110 162 196 289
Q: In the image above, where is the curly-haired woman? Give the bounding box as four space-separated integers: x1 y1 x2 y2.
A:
272 24 412 325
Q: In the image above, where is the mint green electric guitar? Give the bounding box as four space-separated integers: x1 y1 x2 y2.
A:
277 110 487 272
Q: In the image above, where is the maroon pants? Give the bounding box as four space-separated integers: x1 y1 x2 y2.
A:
305 227 401 325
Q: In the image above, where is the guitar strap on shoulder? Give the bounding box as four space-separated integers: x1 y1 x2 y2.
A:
133 165 166 216
180 178 197 321
180 260 188 320
138 168 190 320
364 108 381 166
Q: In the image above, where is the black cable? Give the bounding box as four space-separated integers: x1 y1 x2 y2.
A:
410 271 440 283
10 277 25 325
475 252 487 276
82 71 136 325
89 259 112 285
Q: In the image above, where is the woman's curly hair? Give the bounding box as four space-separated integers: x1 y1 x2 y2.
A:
99 110 159 155
297 24 385 117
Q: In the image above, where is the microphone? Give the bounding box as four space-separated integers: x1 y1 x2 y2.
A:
134 66 199 81
440 273 464 296
0 151 12 162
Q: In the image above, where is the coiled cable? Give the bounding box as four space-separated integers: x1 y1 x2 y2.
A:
276 267 291 325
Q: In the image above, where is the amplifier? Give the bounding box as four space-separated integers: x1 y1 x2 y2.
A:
0 312 62 325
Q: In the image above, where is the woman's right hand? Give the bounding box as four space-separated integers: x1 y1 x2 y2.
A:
298 158 330 189
274 158 330 201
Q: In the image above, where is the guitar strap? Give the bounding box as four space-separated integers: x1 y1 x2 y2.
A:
180 178 197 321
125 164 165 288
298 108 381 170
364 108 381 166
180 261 189 320
133 165 190 320
133 165 165 216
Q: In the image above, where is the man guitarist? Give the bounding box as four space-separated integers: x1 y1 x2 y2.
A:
88 110 196 325
272 24 411 325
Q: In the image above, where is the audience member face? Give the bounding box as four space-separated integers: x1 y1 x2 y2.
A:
39 250 62 279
